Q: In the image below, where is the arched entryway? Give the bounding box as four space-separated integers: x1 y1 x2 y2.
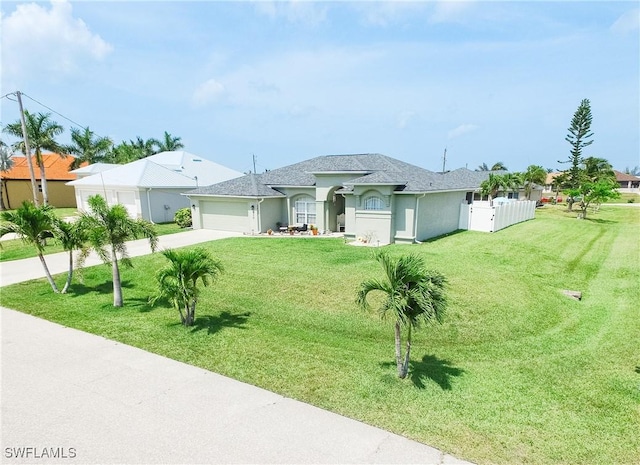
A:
325 187 345 232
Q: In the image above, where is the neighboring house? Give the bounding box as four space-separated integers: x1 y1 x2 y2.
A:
1 153 79 209
544 170 640 195
67 151 242 223
613 170 640 193
186 153 517 244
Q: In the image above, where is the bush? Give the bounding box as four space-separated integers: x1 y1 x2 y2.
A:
174 208 192 228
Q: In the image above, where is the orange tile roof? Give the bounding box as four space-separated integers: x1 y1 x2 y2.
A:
1 153 83 181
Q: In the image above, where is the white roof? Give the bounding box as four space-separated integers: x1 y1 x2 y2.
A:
70 163 119 175
67 151 242 188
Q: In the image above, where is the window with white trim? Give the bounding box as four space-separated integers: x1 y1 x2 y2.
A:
294 196 316 224
363 196 384 210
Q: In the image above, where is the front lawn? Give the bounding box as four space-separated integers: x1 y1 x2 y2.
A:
1 205 638 464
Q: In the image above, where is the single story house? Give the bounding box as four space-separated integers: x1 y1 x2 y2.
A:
613 170 640 193
1 153 79 209
544 170 640 195
186 153 513 244
68 151 242 223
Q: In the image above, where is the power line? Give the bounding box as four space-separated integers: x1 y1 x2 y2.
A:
22 93 88 130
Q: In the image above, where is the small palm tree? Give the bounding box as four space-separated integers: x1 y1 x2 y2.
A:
77 195 158 307
0 141 14 210
491 161 508 171
150 248 224 326
0 201 59 292
523 165 547 200
4 111 64 206
65 127 113 170
480 173 506 201
51 218 86 294
357 252 447 379
156 131 184 152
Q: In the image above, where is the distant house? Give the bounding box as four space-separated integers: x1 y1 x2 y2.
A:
613 170 640 193
544 170 640 195
186 153 530 244
67 151 242 223
1 153 79 209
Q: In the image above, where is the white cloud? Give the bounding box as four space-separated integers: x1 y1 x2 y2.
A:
253 1 327 26
448 124 479 139
354 2 427 27
430 0 476 24
611 8 640 35
1 0 112 82
397 110 418 129
192 79 226 106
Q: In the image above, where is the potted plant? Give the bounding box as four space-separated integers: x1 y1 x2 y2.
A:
267 228 273 235
311 224 319 236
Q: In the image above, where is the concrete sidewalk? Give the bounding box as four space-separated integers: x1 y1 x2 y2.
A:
0 229 474 464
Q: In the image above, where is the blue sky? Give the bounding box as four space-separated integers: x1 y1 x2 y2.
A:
1 1 638 175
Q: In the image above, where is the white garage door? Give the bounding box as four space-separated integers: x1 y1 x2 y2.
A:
117 191 138 219
201 200 250 232
80 191 104 212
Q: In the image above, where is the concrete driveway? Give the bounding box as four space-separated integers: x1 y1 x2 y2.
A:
1 229 474 464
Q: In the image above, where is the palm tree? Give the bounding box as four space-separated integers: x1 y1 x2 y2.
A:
130 136 159 159
523 165 547 200
0 141 14 210
480 173 506 201
583 157 614 183
65 127 113 170
108 141 141 164
77 195 158 307
0 201 59 292
491 161 508 171
156 131 184 152
150 248 224 326
503 172 523 198
356 252 447 379
4 111 64 206
477 162 507 172
51 218 86 294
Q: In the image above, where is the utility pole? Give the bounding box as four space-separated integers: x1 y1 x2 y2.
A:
442 147 447 173
15 91 39 206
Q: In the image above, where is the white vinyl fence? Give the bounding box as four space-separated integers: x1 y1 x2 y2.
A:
459 200 536 233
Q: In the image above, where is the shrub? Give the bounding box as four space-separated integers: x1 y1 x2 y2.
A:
174 208 192 228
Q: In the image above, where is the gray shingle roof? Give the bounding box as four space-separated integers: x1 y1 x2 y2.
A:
187 153 496 198
187 173 285 197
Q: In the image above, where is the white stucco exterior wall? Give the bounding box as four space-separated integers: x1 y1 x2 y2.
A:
416 191 467 241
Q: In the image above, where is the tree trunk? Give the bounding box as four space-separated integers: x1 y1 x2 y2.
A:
61 251 73 294
3 179 10 210
400 325 412 379
0 178 6 210
112 253 123 307
38 253 59 293
394 321 403 378
38 162 49 206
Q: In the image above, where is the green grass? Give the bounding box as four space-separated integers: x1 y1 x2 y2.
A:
1 205 639 464
0 221 185 262
604 192 638 203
